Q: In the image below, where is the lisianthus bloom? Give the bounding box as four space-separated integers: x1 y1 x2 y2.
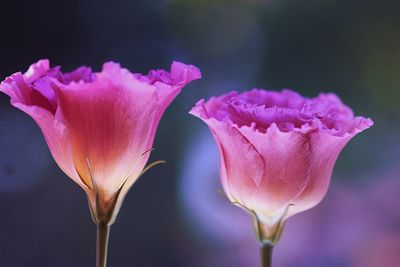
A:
190 89 373 244
1 59 201 224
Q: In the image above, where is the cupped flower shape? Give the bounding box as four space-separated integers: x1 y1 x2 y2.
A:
1 59 201 224
190 89 373 240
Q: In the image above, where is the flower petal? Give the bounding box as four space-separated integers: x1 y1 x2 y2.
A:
138 61 201 153
190 102 265 208
54 62 158 198
210 120 265 207
239 124 312 224
11 103 84 189
288 119 373 217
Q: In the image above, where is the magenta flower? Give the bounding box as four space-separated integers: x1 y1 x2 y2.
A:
1 59 201 267
190 89 372 266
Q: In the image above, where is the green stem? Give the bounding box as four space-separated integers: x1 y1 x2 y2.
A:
96 222 110 267
260 243 273 267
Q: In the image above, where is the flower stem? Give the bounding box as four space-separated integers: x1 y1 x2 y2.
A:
96 222 110 267
260 243 273 267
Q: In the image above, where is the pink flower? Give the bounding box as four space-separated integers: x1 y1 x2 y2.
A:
1 59 201 224
190 89 373 240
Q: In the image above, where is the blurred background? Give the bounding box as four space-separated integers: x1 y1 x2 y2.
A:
0 0 398 266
